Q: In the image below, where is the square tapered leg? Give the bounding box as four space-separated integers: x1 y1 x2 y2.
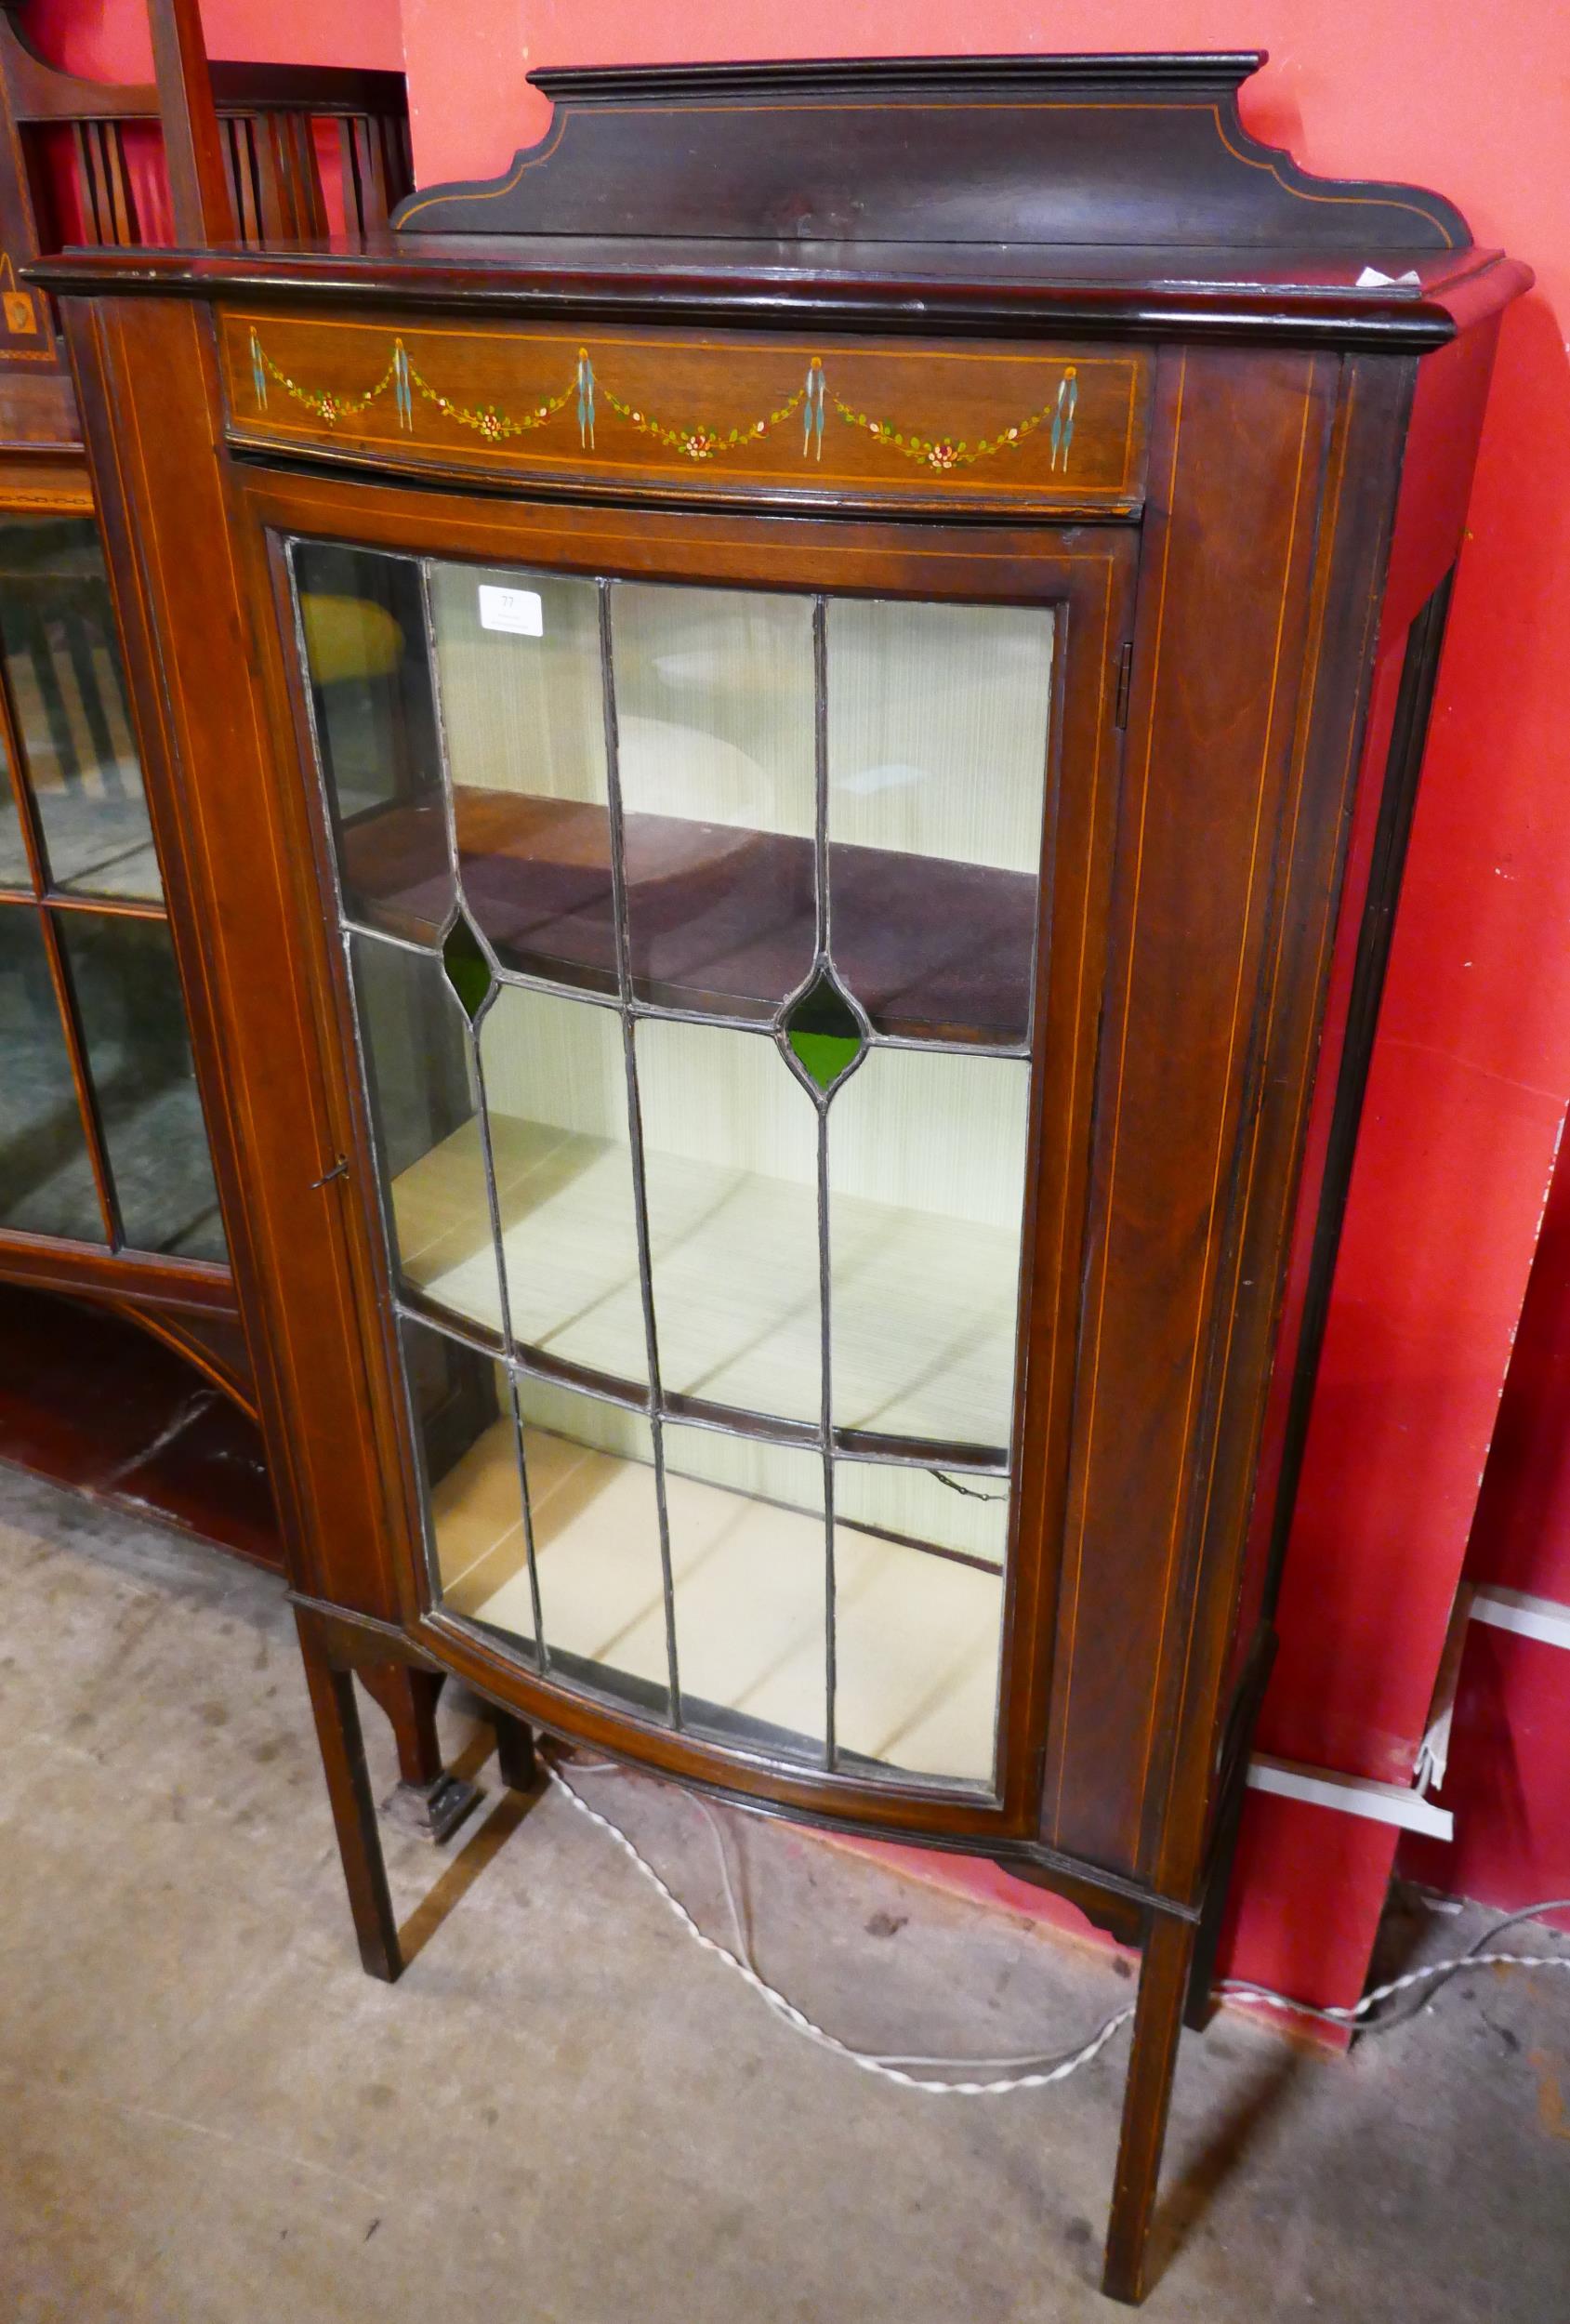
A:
493 1710 537 1790
296 1615 402 1983
1102 1912 1194 2304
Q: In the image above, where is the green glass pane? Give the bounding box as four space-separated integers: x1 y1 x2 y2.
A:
442 908 493 1023
781 961 864 1093
788 1028 860 1090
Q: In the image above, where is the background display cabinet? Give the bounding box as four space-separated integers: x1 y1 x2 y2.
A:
0 15 442 1776
0 2 409 1392
37 54 1527 2303
0 0 404 1429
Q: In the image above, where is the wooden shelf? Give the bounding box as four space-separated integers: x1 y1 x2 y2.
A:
343 785 1036 1045
0 1281 277 1566
431 1412 1002 1783
390 1112 1021 1451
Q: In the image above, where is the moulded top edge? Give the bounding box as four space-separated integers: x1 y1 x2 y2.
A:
524 52 1272 105
30 240 1530 354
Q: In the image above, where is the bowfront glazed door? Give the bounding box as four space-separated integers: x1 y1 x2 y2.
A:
266 478 1132 1830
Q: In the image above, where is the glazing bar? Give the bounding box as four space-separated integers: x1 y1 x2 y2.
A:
599 578 682 1729
428 944 1033 1063
811 593 838 1771
393 1288 1012 1470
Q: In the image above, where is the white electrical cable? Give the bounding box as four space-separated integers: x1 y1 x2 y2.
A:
688 1779 1103 2073
542 1757 1570 2093
545 1762 1135 2093
1218 1894 1570 2033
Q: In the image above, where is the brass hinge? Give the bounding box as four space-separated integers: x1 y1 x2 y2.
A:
1114 640 1134 730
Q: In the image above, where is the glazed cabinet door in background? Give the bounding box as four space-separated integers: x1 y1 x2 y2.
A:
0 502 227 1268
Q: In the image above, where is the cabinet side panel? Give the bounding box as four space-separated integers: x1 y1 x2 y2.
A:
64 293 402 1618
1144 357 1414 1895
1220 322 1501 1777
1043 346 1335 1882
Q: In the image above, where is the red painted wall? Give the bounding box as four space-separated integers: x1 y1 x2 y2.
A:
21 0 402 78
27 0 1570 2011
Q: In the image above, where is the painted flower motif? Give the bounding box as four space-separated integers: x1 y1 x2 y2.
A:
925 441 958 469
682 431 719 460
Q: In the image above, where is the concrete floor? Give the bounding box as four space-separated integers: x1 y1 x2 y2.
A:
2 1465 1567 2324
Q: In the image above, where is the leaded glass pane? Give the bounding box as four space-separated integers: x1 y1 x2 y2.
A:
833 1456 1009 1567
780 959 864 1093
826 599 1053 1046
350 928 504 1339
518 1375 669 1721
295 543 452 944
637 1014 821 1424
611 584 817 1019
828 1047 1031 1452
834 1465 1006 1785
403 1314 534 1652
480 983 648 1386
662 1422 826 1757
429 561 615 991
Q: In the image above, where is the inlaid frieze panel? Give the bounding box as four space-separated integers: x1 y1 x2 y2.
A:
220 311 1150 515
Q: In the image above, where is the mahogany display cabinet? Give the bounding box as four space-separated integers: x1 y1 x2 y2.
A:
34 55 1527 2302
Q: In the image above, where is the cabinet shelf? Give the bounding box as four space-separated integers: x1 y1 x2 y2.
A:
431 1410 1002 1783
342 786 1037 1046
390 1112 1021 1457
